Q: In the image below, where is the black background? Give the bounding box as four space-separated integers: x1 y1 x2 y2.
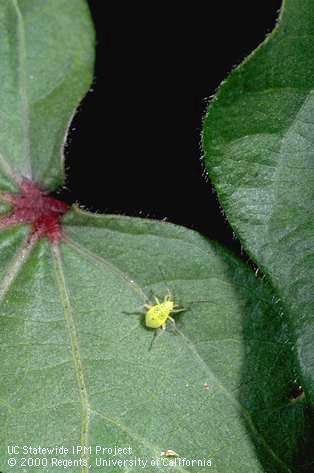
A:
59 1 282 258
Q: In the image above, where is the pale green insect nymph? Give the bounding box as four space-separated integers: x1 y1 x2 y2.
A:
140 288 209 349
143 292 185 349
144 293 184 330
138 266 209 348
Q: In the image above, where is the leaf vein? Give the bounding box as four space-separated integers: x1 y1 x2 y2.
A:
52 245 90 473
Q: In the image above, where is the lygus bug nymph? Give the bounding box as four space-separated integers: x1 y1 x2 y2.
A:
144 291 184 330
143 290 185 349
143 264 210 348
125 265 211 349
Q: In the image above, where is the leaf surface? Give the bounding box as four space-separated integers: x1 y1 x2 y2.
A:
0 0 94 191
203 0 314 403
0 209 309 472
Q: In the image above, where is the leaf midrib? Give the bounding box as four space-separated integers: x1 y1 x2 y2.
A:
12 0 32 179
51 244 90 473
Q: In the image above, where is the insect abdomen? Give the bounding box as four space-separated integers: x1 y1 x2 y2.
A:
145 305 169 328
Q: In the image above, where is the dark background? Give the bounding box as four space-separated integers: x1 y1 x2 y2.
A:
60 2 282 257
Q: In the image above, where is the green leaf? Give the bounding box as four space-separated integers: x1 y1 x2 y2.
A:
0 0 94 192
0 209 309 472
203 0 314 403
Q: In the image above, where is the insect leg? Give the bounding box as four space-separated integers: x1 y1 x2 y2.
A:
149 324 166 351
172 307 186 314
168 316 180 335
122 307 145 316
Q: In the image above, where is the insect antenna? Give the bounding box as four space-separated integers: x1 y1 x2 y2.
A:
184 299 214 304
156 264 175 299
158 265 216 309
